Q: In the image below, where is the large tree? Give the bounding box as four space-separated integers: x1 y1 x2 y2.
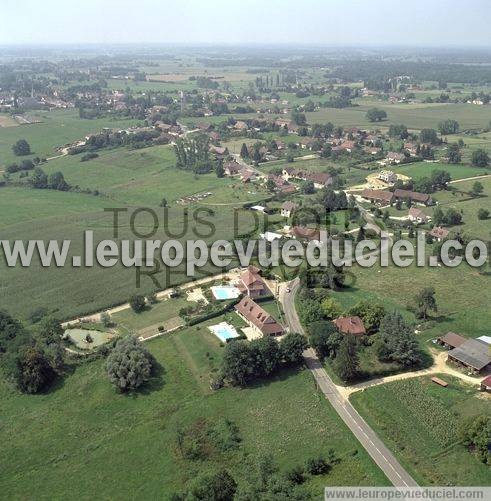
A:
414 287 437 319
280 333 308 366
366 108 387 122
438 119 459 135
471 149 489 168
12 139 31 156
309 321 342 360
376 311 422 367
105 336 153 392
221 340 255 386
334 335 360 382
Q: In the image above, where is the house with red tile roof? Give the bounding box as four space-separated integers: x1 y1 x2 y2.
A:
334 316 366 336
235 297 284 337
237 266 270 298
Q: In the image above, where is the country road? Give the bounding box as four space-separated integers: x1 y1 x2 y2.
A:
279 278 418 487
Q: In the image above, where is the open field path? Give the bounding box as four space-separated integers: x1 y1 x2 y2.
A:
449 173 491 184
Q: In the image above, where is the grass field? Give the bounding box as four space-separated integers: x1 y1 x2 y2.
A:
335 258 491 345
0 109 140 166
350 376 491 485
392 161 489 182
432 177 491 240
22 145 262 207
0 325 389 498
306 102 491 131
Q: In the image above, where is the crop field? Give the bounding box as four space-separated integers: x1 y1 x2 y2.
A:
0 189 256 321
0 325 388 499
350 376 491 485
0 109 140 166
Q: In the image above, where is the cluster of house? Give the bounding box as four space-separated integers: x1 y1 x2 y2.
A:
233 266 284 337
437 332 491 376
223 160 334 195
232 266 370 340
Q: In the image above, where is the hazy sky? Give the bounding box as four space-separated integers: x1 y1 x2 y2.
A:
1 0 491 46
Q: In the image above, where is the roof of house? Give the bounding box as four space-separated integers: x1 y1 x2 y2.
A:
234 297 283 335
361 189 394 203
387 151 405 160
224 161 241 174
281 201 299 211
394 189 431 203
408 207 427 219
481 375 491 387
238 266 268 293
448 339 490 371
438 332 467 348
429 226 450 239
334 316 366 336
477 336 491 345
292 226 320 241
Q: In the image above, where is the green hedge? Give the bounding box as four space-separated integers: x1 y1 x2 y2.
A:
187 298 241 326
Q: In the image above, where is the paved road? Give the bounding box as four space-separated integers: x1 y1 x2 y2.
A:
279 278 418 487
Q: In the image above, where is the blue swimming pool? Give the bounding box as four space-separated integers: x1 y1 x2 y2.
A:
209 322 240 343
211 286 241 300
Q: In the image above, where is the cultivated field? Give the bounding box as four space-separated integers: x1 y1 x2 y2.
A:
350 376 491 485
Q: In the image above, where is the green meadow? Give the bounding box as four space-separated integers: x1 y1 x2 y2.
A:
334 258 491 345
306 102 491 130
0 109 140 166
0 325 388 499
16 145 262 207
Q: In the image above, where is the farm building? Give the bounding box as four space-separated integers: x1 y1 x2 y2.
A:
360 189 395 205
447 339 490 374
334 316 366 336
393 189 433 206
234 297 284 337
480 375 491 392
408 207 428 224
437 332 467 349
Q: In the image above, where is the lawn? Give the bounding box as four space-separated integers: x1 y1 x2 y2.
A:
111 296 190 333
431 177 491 240
0 324 389 498
350 376 491 486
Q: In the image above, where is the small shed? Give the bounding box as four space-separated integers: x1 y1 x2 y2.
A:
480 375 491 392
431 377 448 387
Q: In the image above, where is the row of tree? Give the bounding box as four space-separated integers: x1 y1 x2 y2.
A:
220 333 308 387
